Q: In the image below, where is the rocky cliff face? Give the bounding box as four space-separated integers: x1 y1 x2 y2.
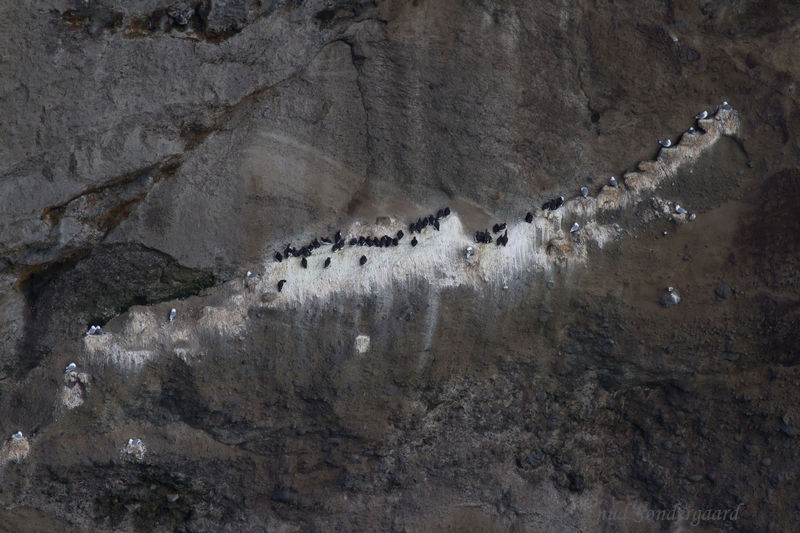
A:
1 1 799 531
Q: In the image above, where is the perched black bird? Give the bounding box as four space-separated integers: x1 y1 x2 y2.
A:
396 230 404 240
358 236 366 245
312 239 320 248
427 215 435 225
349 238 357 246
284 245 293 258
493 223 506 233
420 217 428 228
321 237 332 244
277 280 286 292
408 222 415 232
541 196 565 211
335 230 341 242
475 230 493 244
525 212 533 223
275 252 283 262
443 207 451 216
411 236 418 246
433 219 440 230
392 238 398 246
301 257 308 268
324 257 331 268
436 209 444 219
360 255 367 266
366 239 374 247
496 230 508 246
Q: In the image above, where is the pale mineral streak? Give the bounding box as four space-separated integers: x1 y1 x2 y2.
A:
84 106 739 371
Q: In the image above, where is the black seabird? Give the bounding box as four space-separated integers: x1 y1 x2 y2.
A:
427 215 435 225
433 219 439 231
525 212 533 223
335 230 341 242
324 257 331 268
658 138 672 148
496 230 508 246
392 238 398 246
436 209 444 219
492 223 506 233
277 280 286 292
360 255 367 266
542 196 564 211
301 257 308 268
275 252 283 262
321 237 331 244
411 236 418 246
284 245 293 257
358 236 366 245
366 238 374 247
443 207 450 216
396 230 404 240
349 238 357 245
312 239 320 248
408 222 415 232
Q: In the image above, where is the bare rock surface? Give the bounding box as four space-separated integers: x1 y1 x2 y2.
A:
1 1 800 531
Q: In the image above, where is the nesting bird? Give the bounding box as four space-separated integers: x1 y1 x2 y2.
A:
580 186 589 198
569 222 580 233
11 431 23 441
721 101 732 110
169 308 177 322
86 325 104 336
65 362 77 374
609 176 618 188
695 110 708 120
675 204 688 215
658 139 672 148
492 223 506 233
466 246 473 258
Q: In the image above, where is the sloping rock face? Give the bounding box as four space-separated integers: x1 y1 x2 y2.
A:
1 1 799 531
